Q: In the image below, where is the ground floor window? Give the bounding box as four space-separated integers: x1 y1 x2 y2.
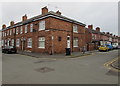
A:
27 38 32 48
73 37 78 47
38 37 45 48
16 39 20 47
1 40 4 46
11 39 14 46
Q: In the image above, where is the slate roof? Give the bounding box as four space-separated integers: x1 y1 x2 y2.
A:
2 11 86 31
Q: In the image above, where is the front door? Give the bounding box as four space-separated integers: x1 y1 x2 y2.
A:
21 38 26 51
67 36 70 48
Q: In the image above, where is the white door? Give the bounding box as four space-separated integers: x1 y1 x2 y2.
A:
67 36 70 48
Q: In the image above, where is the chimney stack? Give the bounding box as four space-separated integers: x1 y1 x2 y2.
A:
96 27 100 32
42 6 48 15
10 21 14 26
88 25 93 29
2 24 6 29
103 32 105 34
22 14 27 21
106 32 110 34
110 33 112 36
56 10 61 15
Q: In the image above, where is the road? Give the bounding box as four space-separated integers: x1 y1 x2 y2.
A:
2 50 119 84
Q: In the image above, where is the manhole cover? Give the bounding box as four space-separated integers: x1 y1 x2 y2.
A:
35 67 55 73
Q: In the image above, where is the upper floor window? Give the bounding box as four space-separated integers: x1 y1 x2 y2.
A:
7 30 9 36
27 38 32 48
16 27 19 34
10 30 12 35
25 25 28 33
39 21 45 31
73 25 78 33
30 24 33 32
38 37 45 48
73 37 78 47
92 34 95 39
2 32 4 37
5 32 6 37
20 26 23 34
13 28 15 34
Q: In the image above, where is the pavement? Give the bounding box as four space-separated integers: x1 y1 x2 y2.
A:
17 50 96 59
2 50 119 84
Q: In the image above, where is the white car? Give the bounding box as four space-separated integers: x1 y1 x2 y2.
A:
112 43 118 49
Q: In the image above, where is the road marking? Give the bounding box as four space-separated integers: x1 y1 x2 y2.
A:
104 57 120 72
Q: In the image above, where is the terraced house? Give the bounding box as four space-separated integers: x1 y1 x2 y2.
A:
1 6 86 54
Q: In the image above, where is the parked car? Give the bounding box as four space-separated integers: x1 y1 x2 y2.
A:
105 44 113 50
99 45 109 52
118 45 120 49
2 46 17 54
112 43 118 49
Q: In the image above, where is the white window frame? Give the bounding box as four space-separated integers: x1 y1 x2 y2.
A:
73 25 78 33
11 39 14 46
16 39 20 47
5 40 7 46
5 32 6 37
25 25 28 33
30 24 33 32
38 37 45 48
16 27 19 34
1 40 4 46
27 38 32 48
10 30 12 35
39 21 45 31
20 26 23 34
73 37 78 47
7 30 9 36
13 28 15 34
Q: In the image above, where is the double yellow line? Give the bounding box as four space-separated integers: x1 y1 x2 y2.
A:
104 57 120 72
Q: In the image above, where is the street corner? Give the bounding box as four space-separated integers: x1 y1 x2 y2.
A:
68 52 94 59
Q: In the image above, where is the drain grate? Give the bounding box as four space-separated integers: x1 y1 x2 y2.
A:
35 67 55 73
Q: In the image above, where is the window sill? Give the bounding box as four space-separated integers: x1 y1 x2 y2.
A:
38 47 45 49
73 46 78 48
39 29 45 31
27 46 32 48
73 32 78 33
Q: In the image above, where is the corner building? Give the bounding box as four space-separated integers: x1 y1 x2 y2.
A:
1 7 86 54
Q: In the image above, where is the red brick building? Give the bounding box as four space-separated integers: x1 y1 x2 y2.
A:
1 7 86 54
85 25 102 51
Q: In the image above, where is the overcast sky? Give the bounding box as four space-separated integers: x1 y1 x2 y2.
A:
1 2 118 35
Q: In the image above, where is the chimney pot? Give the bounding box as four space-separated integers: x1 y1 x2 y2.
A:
88 25 93 29
10 21 14 26
96 27 100 32
106 32 110 34
2 24 6 29
56 10 61 15
42 6 48 15
22 14 27 21
103 32 105 34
